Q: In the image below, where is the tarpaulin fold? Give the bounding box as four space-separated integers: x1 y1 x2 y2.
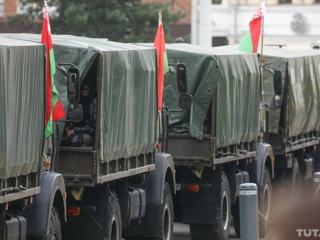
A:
164 43 260 148
2 34 157 163
0 36 45 179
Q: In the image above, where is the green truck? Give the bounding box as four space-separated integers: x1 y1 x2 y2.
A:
262 45 320 201
162 43 320 239
0 36 67 239
1 33 176 240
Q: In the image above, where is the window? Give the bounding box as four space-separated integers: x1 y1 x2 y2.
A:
212 0 222 4
279 0 292 4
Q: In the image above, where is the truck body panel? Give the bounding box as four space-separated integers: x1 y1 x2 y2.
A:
164 43 260 165
0 34 67 240
263 46 320 154
0 36 45 202
54 36 158 184
3 34 176 239
4 34 158 185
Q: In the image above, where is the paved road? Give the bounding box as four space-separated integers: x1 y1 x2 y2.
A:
173 223 240 240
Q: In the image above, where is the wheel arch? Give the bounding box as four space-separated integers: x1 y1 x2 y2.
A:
144 153 176 204
25 172 66 238
250 143 274 188
139 152 175 237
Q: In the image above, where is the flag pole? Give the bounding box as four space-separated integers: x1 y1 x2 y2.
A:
259 0 266 134
260 0 265 65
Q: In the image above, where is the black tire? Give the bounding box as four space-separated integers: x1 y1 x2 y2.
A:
189 173 231 240
145 182 173 240
277 158 301 202
231 198 241 238
160 182 174 240
47 207 62 240
289 158 301 200
258 166 272 238
106 191 122 240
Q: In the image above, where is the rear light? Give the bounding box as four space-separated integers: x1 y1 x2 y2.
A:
43 161 51 167
183 184 199 192
258 133 263 141
67 207 81 216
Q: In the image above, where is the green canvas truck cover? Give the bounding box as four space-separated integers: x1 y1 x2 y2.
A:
262 46 320 137
3 34 157 163
0 36 45 179
53 36 158 162
164 43 260 148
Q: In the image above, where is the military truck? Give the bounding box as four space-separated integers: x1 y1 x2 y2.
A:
163 43 320 239
0 36 67 239
161 43 272 239
4 33 176 240
261 46 320 199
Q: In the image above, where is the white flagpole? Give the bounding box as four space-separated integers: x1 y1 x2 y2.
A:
259 0 266 133
260 0 266 134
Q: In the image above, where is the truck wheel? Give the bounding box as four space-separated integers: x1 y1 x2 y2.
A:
145 182 173 240
231 198 240 238
47 207 62 240
161 182 174 240
189 173 231 240
258 166 272 238
289 158 301 200
106 191 122 240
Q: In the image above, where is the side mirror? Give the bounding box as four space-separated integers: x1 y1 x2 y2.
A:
67 67 80 104
264 67 283 108
68 104 83 123
179 93 192 110
264 67 282 95
176 63 188 93
273 69 282 96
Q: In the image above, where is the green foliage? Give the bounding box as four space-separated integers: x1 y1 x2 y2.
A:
8 0 184 43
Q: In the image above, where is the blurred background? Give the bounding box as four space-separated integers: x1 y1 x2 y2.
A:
1 0 319 48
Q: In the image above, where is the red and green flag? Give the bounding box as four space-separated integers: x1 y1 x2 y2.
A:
41 1 66 138
239 1 265 53
154 12 169 110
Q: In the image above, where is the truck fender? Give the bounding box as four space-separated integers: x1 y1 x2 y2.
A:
144 152 176 204
139 153 175 236
25 171 66 238
249 143 274 188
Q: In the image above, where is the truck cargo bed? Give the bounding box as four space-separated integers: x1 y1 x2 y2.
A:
58 147 155 186
269 131 319 155
0 175 41 204
168 133 256 166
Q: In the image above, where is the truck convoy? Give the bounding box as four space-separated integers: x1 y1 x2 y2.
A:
1 32 320 240
162 43 320 239
0 33 176 240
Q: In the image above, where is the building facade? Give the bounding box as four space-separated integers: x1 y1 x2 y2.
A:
0 0 30 32
192 0 320 47
141 0 191 41
0 0 17 18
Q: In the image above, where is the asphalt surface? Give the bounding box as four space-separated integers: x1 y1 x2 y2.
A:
173 223 240 240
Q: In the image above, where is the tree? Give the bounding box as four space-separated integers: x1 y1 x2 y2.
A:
8 0 184 43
